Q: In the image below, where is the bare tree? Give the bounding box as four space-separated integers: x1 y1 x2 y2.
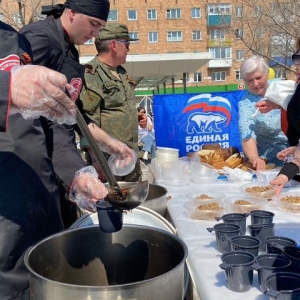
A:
205 0 300 77
0 0 58 29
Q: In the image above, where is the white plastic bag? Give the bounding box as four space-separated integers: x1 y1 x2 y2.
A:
264 80 296 110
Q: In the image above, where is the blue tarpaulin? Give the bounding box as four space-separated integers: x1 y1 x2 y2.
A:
153 90 246 157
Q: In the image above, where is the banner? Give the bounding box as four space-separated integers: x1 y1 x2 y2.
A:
153 91 246 157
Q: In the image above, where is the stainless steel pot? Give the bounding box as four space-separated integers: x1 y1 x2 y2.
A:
142 184 167 216
106 182 168 217
25 225 187 300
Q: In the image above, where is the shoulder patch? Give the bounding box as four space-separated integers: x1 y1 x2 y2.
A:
0 54 20 71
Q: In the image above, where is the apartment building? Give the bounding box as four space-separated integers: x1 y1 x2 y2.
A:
1 0 297 92
78 0 247 90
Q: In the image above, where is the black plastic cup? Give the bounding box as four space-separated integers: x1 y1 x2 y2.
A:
207 223 241 253
251 254 292 293
278 246 300 273
266 236 298 254
229 235 261 257
96 200 123 233
248 223 275 251
265 272 300 299
250 210 275 225
215 213 249 235
219 251 255 292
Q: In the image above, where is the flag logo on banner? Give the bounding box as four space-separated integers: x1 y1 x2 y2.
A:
184 94 231 135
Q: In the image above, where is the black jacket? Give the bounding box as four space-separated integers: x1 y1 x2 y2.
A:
0 20 84 300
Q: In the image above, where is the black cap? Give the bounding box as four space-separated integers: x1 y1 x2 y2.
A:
65 0 110 21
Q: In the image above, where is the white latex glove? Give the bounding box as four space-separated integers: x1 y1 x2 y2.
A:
10 65 76 125
69 166 108 212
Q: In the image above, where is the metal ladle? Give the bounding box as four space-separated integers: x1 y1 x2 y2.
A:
75 107 149 210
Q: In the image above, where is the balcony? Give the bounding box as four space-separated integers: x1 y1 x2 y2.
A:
208 39 233 47
208 59 232 68
207 15 231 27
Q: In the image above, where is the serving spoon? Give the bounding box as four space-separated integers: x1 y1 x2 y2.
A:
76 106 149 210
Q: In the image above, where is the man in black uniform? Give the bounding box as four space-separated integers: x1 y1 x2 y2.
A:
0 19 108 300
20 0 136 221
21 0 138 219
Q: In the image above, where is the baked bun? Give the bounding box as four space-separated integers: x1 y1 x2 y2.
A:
212 161 227 169
197 149 224 165
225 153 243 168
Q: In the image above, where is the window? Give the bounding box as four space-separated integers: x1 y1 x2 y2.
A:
129 32 139 42
235 29 243 39
167 31 182 42
192 30 202 41
166 9 181 19
272 3 296 22
254 28 263 38
13 12 21 24
236 50 244 61
128 9 137 20
276 69 287 80
254 5 263 17
212 71 226 81
271 34 294 57
84 39 94 45
235 70 242 80
194 72 203 82
108 10 118 21
32 12 45 21
209 47 232 59
147 9 157 20
148 32 158 43
210 29 225 39
235 6 242 17
208 4 231 15
191 8 201 18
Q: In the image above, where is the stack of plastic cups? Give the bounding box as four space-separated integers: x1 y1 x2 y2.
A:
150 147 179 181
156 147 179 164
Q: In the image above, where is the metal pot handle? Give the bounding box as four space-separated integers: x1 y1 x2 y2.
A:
207 227 215 233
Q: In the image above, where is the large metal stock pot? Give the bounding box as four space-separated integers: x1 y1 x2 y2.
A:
25 225 187 300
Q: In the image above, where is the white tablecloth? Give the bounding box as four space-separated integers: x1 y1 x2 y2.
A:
156 177 300 300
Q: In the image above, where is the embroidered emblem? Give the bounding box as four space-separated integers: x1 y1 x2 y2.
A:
69 78 83 101
0 54 20 71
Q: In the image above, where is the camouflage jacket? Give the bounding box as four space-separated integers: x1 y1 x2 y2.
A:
81 56 138 152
